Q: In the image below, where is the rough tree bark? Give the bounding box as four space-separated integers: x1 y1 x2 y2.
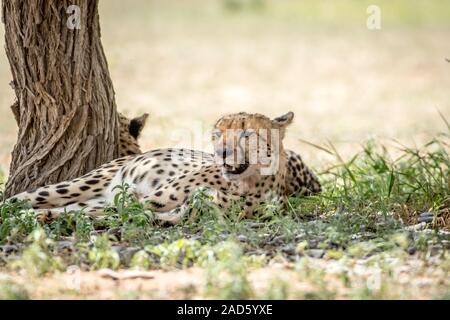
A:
2 0 119 197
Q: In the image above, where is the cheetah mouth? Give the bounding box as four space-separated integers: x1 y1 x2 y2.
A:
223 163 250 175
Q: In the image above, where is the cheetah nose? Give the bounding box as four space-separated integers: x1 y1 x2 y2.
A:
216 148 233 159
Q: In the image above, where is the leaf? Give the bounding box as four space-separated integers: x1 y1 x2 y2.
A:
436 107 450 133
387 168 395 198
297 138 333 155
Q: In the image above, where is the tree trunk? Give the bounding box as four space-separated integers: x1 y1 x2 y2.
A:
2 0 119 198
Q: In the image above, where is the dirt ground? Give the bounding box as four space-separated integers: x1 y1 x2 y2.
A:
2 254 448 299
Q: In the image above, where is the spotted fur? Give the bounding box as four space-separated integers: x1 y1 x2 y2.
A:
118 113 149 157
9 112 320 223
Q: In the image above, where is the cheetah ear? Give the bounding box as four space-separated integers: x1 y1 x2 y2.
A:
272 112 294 127
129 113 149 139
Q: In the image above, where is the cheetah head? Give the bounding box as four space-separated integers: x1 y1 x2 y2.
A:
118 113 149 157
212 111 294 181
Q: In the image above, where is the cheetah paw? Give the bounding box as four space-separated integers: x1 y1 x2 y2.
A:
35 209 60 223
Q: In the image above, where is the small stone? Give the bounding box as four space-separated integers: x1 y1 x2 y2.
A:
236 234 248 242
294 233 306 241
190 235 202 241
246 222 265 229
66 265 81 274
306 249 325 259
107 227 122 239
351 233 363 241
55 241 73 251
119 247 141 263
89 230 107 238
308 239 318 249
91 230 105 235
271 235 285 245
246 249 266 256
219 232 229 240
0 245 18 254
418 212 434 223
281 244 295 255
405 222 426 231
429 245 443 256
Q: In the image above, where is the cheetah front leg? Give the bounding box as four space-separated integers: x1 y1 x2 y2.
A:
35 199 187 226
35 198 108 223
153 201 190 226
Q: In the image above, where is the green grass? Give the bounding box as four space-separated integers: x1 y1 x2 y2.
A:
8 228 64 276
311 135 450 228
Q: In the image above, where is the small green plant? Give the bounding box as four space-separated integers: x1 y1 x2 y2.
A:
0 277 29 300
263 277 289 299
130 250 152 270
146 239 202 269
0 200 37 244
186 187 223 223
255 200 285 222
202 241 254 299
73 211 95 241
294 258 337 300
102 183 154 243
88 234 120 270
10 228 64 276
47 210 94 242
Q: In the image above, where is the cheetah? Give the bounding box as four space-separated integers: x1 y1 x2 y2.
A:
118 112 320 198
9 112 321 223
